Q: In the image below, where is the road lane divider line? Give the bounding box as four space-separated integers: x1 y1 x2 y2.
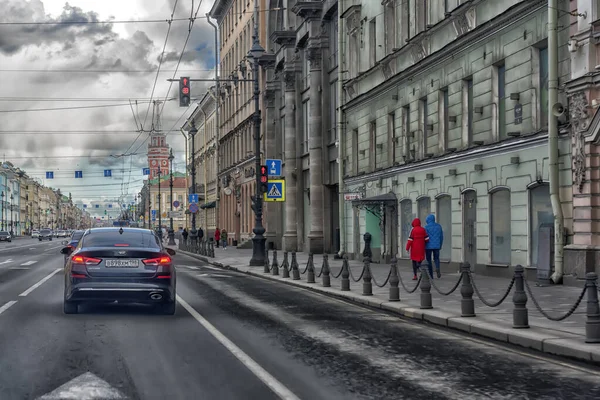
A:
21 261 37 266
176 295 301 400
0 259 13 265
19 268 61 297
0 301 17 316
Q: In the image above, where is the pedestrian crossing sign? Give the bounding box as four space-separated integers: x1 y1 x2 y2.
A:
264 179 285 202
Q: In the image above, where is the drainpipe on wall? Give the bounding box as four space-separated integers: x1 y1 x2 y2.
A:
199 108 209 231
548 0 564 284
181 128 189 230
206 14 220 232
337 9 346 258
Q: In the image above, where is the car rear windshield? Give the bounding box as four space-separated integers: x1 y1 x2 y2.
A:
0 232 8 235
81 231 160 248
40 230 51 235
72 231 84 240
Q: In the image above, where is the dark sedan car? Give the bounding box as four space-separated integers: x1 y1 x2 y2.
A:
61 227 176 315
0 231 11 242
39 229 53 241
62 230 86 265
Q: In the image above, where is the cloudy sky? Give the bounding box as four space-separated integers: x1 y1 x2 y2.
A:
0 0 216 216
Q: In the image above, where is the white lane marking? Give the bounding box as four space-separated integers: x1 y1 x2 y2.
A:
21 260 37 266
29 248 36 250
10 267 30 270
0 301 17 316
37 372 126 400
176 295 300 400
197 273 232 278
201 265 221 271
0 259 13 265
19 268 62 297
0 241 52 252
178 265 199 270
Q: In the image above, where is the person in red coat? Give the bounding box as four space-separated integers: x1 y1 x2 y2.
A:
406 218 429 280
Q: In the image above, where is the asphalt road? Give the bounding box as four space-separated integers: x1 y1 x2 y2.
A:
0 246 599 400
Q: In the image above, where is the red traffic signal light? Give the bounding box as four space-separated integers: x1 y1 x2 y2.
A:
179 77 190 107
259 165 268 193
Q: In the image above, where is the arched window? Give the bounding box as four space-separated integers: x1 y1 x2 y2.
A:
490 188 511 265
417 196 431 224
436 195 452 261
530 184 553 267
400 199 413 258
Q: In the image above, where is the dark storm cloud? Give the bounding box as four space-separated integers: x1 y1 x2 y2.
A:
0 1 117 55
158 49 198 64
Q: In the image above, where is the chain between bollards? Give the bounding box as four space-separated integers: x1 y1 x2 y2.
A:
419 264 433 309
585 272 600 343
512 264 529 329
362 257 372 296
321 254 331 287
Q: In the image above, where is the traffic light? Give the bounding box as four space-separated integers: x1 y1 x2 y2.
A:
104 209 107 215
179 77 190 107
259 165 268 193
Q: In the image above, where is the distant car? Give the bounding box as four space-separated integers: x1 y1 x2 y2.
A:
0 231 12 242
31 230 40 238
39 229 53 241
61 227 177 315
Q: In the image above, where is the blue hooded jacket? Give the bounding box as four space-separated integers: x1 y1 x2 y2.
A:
425 214 443 250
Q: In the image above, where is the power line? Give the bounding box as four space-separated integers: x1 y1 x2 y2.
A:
0 17 195 26
0 97 176 102
0 102 154 113
0 69 215 73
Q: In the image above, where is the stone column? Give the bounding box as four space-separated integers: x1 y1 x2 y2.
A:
307 45 324 253
283 70 298 251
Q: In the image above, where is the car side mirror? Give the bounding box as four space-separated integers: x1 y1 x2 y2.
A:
166 248 176 256
60 247 70 254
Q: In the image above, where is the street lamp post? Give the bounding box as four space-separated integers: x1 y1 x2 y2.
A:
189 121 198 246
148 180 152 230
168 149 176 245
248 0 266 267
10 194 13 235
0 191 4 230
158 167 162 239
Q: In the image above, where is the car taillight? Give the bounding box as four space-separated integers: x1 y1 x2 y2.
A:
143 256 172 278
142 256 171 266
71 255 102 265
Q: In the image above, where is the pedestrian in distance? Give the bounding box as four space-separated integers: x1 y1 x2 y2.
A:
221 229 228 249
425 214 444 279
182 228 188 243
214 227 221 248
406 218 429 280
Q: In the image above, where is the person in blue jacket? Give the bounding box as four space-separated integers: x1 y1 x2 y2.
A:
425 214 444 278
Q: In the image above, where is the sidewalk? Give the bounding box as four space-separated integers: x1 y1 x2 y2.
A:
174 242 600 365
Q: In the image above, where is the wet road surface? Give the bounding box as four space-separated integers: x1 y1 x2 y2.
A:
0 248 598 399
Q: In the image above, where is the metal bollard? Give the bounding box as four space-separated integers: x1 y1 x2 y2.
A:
322 254 331 287
363 232 373 259
460 262 475 317
341 256 350 291
362 257 373 296
306 253 315 283
512 264 529 329
420 264 433 309
389 258 400 302
291 252 300 280
282 252 290 278
264 249 270 273
271 250 279 276
585 272 600 343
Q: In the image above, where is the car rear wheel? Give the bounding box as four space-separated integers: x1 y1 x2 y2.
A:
63 300 78 314
157 301 176 315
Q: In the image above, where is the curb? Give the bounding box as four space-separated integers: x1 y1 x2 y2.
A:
179 250 600 366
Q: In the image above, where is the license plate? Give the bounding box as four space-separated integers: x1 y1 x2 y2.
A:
105 259 139 268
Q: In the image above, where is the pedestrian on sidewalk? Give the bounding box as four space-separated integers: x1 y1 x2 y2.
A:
198 227 204 243
425 214 444 279
182 228 188 243
406 218 429 280
221 229 228 249
214 227 221 248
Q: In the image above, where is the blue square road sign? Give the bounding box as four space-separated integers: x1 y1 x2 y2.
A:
266 159 282 177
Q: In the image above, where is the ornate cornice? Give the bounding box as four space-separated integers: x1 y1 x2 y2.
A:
270 30 297 48
569 91 590 193
283 70 296 91
291 1 323 20
306 46 322 70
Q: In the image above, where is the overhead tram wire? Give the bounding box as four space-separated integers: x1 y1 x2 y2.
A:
0 102 152 113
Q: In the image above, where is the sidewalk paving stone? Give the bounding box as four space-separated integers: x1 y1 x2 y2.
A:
173 242 600 365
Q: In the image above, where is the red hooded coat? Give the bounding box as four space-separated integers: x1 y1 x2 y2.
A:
406 218 429 262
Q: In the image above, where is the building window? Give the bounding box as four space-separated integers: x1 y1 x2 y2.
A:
349 34 359 78
384 1 396 54
400 199 413 258
530 184 553 267
352 129 359 174
496 63 506 141
369 18 377 67
418 0 429 32
387 112 396 166
421 97 428 158
402 0 411 42
439 88 449 153
417 196 431 225
402 105 411 161
281 115 286 156
436 195 452 261
490 189 511 265
302 100 309 154
539 46 549 128
465 78 473 146
330 16 338 66
369 121 376 171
